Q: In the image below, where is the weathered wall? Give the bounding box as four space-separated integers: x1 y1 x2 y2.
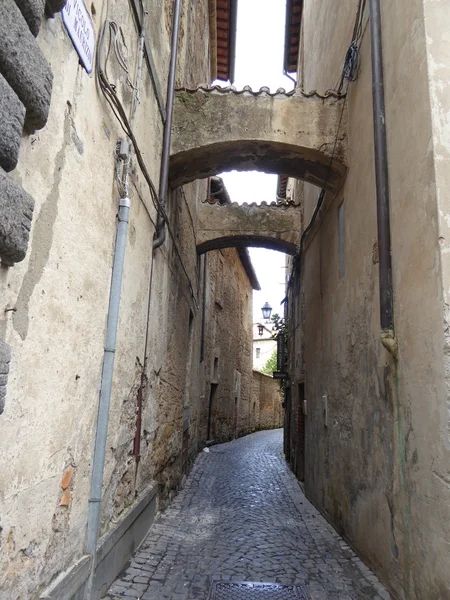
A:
250 370 282 431
199 247 255 444
197 199 300 255
0 0 225 597
171 86 347 190
285 0 450 598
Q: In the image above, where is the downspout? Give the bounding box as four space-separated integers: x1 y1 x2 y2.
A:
85 14 145 597
85 195 130 589
153 0 182 250
369 0 398 359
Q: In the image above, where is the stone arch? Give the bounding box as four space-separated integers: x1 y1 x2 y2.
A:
196 200 301 256
197 234 298 255
171 87 347 191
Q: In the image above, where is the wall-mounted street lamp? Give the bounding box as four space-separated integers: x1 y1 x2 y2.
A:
261 302 272 322
257 324 264 336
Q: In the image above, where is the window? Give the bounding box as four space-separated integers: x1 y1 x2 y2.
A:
338 201 345 279
256 348 261 358
215 256 224 307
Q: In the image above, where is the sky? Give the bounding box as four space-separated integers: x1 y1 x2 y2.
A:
218 0 293 322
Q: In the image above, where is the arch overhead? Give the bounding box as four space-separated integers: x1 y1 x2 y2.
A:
170 86 347 191
197 199 301 256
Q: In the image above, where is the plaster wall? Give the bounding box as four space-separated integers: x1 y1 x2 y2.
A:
0 0 222 597
253 337 276 371
287 0 450 597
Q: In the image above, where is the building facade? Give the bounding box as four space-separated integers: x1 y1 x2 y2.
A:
283 1 450 598
0 0 271 597
252 322 276 371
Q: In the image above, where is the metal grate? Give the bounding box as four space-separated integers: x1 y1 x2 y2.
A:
208 582 310 600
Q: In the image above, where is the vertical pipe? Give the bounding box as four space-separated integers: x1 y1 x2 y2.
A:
85 196 130 594
153 0 183 249
85 13 147 596
200 253 207 362
369 0 395 338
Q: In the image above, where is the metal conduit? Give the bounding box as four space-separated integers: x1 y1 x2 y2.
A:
84 195 130 597
153 0 183 250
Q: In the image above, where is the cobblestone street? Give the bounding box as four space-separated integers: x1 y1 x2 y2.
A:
106 430 391 600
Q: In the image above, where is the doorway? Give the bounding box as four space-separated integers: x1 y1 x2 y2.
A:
207 383 218 441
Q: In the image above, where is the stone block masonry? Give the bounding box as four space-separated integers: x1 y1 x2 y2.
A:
0 73 26 172
0 0 53 132
0 167 34 265
14 0 46 37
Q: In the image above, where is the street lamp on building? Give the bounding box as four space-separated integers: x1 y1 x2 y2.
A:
261 302 272 323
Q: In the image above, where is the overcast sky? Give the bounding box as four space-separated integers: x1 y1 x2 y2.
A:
219 0 293 322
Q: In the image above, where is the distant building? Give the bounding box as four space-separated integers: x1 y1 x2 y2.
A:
253 322 276 371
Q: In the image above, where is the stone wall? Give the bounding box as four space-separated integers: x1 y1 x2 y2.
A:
251 370 282 431
285 0 450 598
197 198 300 255
199 247 255 444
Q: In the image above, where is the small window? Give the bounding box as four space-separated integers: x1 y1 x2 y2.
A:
338 201 345 279
215 256 224 307
256 348 261 358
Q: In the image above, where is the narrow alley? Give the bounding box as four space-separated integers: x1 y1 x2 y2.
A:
106 430 390 600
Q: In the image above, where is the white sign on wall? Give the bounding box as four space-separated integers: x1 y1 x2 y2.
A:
62 0 95 74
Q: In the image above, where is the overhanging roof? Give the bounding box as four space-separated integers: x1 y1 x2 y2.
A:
211 0 238 83
277 174 288 201
284 0 303 73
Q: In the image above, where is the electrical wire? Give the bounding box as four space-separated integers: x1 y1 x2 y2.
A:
336 0 367 93
96 19 198 307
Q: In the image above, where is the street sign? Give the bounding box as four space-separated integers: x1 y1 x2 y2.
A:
273 371 288 380
62 0 95 74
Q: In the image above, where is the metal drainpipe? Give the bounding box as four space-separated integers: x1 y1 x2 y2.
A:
369 0 397 359
85 195 130 594
153 0 183 250
85 14 146 597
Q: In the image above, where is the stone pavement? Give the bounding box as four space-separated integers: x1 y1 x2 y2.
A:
106 430 391 600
